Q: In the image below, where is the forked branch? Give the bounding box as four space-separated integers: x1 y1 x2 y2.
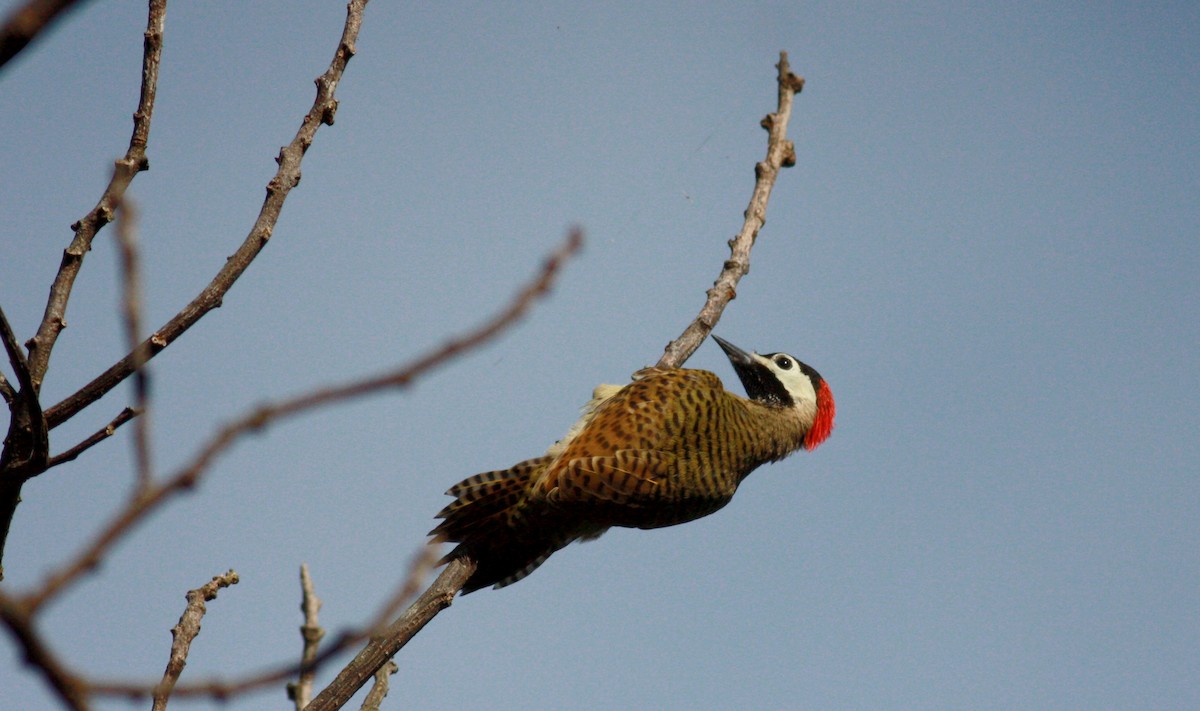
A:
43 0 366 430
0 0 166 583
0 229 579 706
23 229 580 614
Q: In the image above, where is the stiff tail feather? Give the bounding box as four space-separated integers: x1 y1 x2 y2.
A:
430 457 565 594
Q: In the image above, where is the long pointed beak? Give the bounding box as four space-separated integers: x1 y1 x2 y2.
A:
712 334 791 406
712 334 754 366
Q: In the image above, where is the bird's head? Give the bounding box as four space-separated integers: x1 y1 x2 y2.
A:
712 334 835 450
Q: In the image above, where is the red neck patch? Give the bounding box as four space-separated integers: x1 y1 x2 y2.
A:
803 380 835 450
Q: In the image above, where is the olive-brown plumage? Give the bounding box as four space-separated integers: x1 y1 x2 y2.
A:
430 335 835 593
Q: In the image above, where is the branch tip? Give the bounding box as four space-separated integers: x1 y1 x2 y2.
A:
657 52 804 368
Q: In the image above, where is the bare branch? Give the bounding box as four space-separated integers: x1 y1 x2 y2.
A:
43 0 366 430
0 0 165 582
305 553 469 711
4 0 363 583
0 0 93 70
0 592 90 711
152 570 240 711
44 406 140 470
656 51 805 369
286 564 324 710
21 227 580 615
359 661 397 711
24 0 166 391
0 305 48 581
115 199 154 492
360 545 442 634
86 545 439 702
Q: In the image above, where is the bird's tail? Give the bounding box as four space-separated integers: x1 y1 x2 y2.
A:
430 456 568 593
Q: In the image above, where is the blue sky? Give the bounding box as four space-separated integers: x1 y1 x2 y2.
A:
2 2 1197 709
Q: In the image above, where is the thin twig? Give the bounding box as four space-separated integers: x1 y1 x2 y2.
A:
115 199 154 493
656 51 804 370
359 661 397 711
44 407 140 470
23 0 166 391
22 228 580 615
43 0 364 430
151 570 240 711
287 564 324 710
0 0 93 70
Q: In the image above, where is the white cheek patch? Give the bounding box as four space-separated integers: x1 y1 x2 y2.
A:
765 356 817 409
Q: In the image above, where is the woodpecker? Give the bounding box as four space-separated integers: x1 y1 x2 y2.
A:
430 334 835 593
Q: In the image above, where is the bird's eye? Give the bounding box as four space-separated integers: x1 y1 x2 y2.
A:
774 355 793 370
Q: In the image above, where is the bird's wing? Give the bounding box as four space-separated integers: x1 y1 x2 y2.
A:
550 449 678 507
534 367 727 502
